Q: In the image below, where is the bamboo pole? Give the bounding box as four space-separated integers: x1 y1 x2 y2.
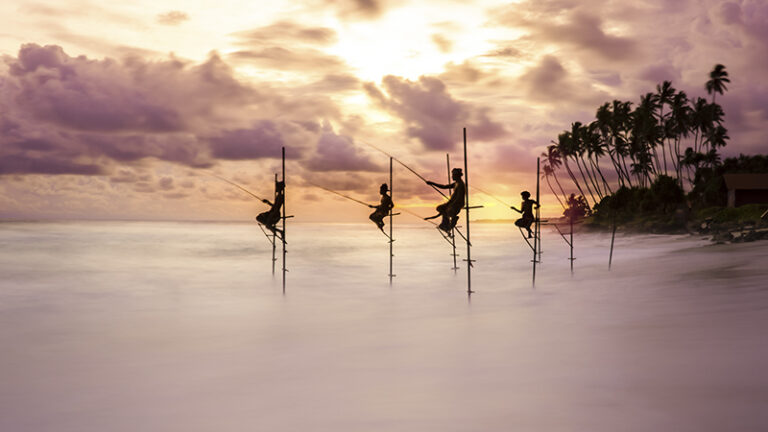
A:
609 214 617 270
533 157 540 287
282 147 287 293
389 157 394 285
447 154 459 271
272 173 277 276
569 215 574 275
463 128 473 295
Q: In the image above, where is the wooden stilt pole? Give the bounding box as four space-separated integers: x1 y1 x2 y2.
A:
533 157 540 287
447 153 459 271
272 173 277 276
569 215 574 276
281 147 287 293
463 128 473 295
609 215 617 270
389 157 394 285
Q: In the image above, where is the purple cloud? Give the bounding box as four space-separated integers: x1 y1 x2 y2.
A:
365 75 506 150
0 154 103 176
209 121 286 160
0 44 340 178
304 129 383 172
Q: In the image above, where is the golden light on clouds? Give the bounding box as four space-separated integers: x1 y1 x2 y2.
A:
0 0 765 221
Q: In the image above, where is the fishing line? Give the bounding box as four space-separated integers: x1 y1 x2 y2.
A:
208 173 266 202
307 181 373 208
470 185 510 207
360 141 448 198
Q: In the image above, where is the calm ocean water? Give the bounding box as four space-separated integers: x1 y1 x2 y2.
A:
1 221 767 431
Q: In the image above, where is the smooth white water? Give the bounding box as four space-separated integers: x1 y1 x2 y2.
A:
1 221 767 431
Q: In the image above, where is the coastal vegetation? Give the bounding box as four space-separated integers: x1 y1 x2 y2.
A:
542 64 768 239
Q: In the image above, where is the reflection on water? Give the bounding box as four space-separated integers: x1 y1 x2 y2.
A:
1 221 767 432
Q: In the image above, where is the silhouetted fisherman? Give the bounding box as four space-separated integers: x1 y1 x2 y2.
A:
368 183 394 232
425 168 465 235
511 190 539 238
256 180 285 240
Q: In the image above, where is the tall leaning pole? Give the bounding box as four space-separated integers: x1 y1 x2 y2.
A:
532 157 540 287
281 146 287 293
388 156 394 285
447 154 459 271
463 127 474 296
272 173 278 276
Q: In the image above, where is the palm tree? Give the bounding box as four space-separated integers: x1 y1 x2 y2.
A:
595 103 628 188
669 91 690 186
611 100 634 187
584 121 612 195
570 122 599 205
554 132 588 203
706 64 729 104
542 164 566 209
542 145 569 203
656 81 675 175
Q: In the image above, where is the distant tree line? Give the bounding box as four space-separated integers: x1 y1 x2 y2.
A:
541 64 731 212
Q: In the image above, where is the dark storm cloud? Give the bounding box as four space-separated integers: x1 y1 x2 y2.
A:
364 75 506 150
303 130 383 172
233 21 337 45
156 11 190 26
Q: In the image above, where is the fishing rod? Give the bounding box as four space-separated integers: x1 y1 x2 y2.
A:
361 141 448 198
396 205 437 226
209 173 266 202
307 181 373 208
470 185 510 207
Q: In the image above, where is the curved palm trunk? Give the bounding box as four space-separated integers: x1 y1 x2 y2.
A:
552 172 569 204
584 154 603 198
619 153 633 188
562 158 587 202
574 156 597 206
591 156 613 194
545 176 566 209
659 106 668 176
606 145 625 188
673 137 683 188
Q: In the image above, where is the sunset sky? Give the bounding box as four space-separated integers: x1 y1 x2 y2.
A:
1 0 766 222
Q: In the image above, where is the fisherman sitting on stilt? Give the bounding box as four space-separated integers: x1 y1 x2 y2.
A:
511 190 539 238
424 168 465 236
256 180 285 240
368 183 394 233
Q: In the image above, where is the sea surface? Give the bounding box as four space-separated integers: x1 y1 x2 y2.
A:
1 220 767 432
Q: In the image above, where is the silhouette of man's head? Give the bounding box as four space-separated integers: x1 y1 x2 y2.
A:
380 183 389 194
276 181 285 192
521 191 531 199
451 168 463 180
